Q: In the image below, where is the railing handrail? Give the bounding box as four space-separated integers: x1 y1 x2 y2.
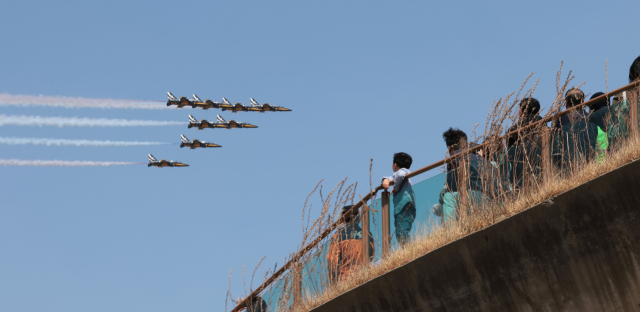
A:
231 80 640 312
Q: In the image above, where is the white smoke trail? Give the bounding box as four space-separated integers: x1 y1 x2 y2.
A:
0 159 145 167
0 137 170 147
0 93 168 110
0 115 185 127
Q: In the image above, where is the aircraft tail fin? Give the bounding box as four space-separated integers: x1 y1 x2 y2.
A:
222 97 231 105
216 115 226 123
188 115 198 123
193 94 202 102
250 98 261 107
180 134 190 143
148 154 158 162
167 92 178 101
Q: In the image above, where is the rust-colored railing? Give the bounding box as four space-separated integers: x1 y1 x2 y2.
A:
231 80 640 312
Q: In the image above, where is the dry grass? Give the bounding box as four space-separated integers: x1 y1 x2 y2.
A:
294 133 640 312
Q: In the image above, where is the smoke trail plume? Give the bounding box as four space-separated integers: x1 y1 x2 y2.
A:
0 93 168 110
0 115 185 127
0 159 144 167
0 137 170 147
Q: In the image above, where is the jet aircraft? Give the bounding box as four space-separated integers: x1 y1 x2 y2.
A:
250 98 292 112
191 95 224 110
147 154 189 167
187 114 258 130
167 92 196 108
180 134 221 149
217 97 238 111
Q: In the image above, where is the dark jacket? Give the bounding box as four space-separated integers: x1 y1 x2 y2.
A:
507 114 544 147
553 109 588 128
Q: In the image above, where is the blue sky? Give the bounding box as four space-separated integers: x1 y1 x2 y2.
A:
0 1 638 311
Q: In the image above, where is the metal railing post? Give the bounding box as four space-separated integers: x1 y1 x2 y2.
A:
630 86 639 141
292 262 302 307
541 129 551 183
381 191 390 259
361 202 370 265
457 158 469 218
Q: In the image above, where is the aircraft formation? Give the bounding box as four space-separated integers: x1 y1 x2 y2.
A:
167 92 291 112
148 92 291 168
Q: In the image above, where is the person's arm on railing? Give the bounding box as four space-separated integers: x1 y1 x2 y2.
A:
382 170 405 194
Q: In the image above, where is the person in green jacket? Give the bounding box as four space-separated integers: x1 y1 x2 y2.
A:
586 92 611 162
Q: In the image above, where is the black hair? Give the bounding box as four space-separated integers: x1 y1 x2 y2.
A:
519 97 540 115
565 88 585 108
442 127 467 149
631 55 640 83
393 152 412 169
589 92 609 112
341 205 359 222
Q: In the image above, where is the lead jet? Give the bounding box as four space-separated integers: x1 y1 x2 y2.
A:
250 98 292 112
187 114 258 130
180 134 221 149
167 92 196 108
147 154 189 167
220 99 260 113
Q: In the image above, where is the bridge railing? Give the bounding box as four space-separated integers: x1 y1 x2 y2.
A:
231 80 640 312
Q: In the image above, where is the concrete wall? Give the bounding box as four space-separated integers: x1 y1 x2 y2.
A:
311 160 640 312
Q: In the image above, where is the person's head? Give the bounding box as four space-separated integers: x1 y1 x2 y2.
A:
392 152 412 171
588 92 609 112
442 127 467 152
630 55 640 83
565 88 585 108
519 97 540 117
341 205 359 223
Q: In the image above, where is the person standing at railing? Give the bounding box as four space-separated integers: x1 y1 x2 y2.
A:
381 152 416 246
440 128 486 223
327 205 375 282
507 97 544 147
506 98 546 186
552 88 599 169
553 88 588 128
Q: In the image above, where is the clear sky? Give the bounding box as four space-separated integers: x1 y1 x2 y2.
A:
0 1 638 311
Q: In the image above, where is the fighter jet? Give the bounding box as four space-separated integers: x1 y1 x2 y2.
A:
216 97 237 111
191 95 224 110
187 114 258 130
166 92 196 108
250 98 292 112
180 134 221 149
147 154 189 167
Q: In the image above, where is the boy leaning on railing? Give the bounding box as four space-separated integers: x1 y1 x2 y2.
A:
381 152 416 246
